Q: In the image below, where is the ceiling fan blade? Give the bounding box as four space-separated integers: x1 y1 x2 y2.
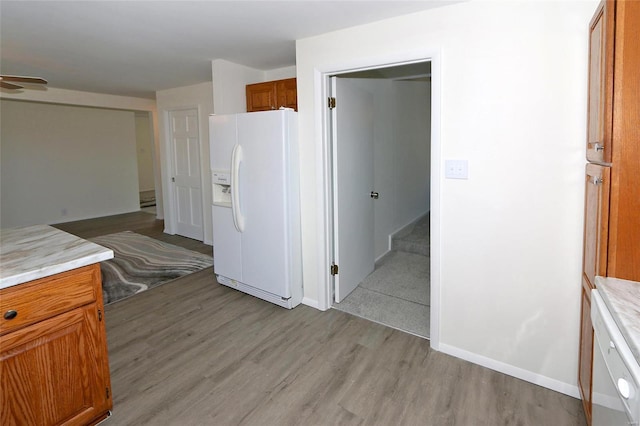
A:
1 75 47 85
0 80 24 90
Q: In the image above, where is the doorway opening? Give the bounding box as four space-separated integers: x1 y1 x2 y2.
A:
135 111 158 216
329 61 432 339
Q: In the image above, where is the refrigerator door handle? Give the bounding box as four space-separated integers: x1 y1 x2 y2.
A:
231 144 245 232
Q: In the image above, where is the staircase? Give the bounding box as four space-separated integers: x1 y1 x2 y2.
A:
391 214 430 257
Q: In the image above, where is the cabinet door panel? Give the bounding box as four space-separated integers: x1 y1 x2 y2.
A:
587 0 615 163
276 78 298 111
0 304 108 426
246 82 276 112
578 285 594 424
583 163 610 287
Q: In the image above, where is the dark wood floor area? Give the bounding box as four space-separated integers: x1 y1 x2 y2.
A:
53 211 212 256
55 212 586 425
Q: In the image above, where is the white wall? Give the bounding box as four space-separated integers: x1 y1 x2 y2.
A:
393 80 431 224
211 59 264 114
0 87 162 218
264 65 297 82
347 78 431 259
1 99 139 227
296 0 597 396
156 81 214 245
135 112 155 192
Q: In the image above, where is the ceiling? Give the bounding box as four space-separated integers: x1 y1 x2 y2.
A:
0 1 453 99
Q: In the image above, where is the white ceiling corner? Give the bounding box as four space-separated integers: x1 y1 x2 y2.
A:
0 1 456 99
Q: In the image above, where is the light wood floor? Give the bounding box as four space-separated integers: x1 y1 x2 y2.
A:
54 212 587 425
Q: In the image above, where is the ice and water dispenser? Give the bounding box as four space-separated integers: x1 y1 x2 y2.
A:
212 171 232 207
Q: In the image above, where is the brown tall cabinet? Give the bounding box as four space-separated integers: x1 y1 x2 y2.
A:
578 0 640 423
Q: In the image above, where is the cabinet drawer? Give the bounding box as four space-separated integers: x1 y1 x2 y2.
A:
0 264 100 335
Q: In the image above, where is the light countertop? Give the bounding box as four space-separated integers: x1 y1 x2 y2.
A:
596 276 640 364
0 224 113 289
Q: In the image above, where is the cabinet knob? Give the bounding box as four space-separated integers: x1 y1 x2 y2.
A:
590 142 605 152
591 177 603 186
3 310 18 320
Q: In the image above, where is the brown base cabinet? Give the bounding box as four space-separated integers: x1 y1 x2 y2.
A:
0 264 112 426
578 0 640 423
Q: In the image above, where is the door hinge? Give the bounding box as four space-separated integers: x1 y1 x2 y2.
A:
328 97 336 109
106 387 110 399
98 309 102 321
330 263 339 276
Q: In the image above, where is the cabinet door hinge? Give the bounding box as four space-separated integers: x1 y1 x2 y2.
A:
106 387 110 399
330 263 339 276
328 97 336 109
98 309 103 321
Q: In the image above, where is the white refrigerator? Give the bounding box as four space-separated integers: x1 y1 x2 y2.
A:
209 109 302 309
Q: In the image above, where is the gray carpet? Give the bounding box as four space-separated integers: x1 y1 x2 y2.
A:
334 214 431 338
333 286 430 338
360 251 430 306
392 215 430 256
90 231 213 305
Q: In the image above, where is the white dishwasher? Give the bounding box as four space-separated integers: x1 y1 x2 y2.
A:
591 289 640 426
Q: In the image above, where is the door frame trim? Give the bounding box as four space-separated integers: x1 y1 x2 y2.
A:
316 49 442 349
162 105 205 240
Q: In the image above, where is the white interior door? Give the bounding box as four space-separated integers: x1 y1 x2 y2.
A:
332 77 375 302
170 109 203 240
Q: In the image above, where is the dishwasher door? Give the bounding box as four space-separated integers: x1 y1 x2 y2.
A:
591 290 640 426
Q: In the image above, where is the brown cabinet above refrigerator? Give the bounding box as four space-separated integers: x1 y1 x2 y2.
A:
246 78 297 112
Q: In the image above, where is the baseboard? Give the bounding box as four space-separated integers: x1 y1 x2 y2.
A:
375 249 393 264
302 296 322 310
438 343 581 399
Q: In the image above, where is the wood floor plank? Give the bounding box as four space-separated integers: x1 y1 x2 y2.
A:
51 213 586 425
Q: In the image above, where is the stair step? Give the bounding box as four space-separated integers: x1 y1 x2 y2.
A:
392 239 430 256
392 214 430 256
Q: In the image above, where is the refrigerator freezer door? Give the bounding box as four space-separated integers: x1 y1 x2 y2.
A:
212 205 242 281
211 114 242 282
236 111 292 298
210 114 237 171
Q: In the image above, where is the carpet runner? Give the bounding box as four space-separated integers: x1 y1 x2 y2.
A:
90 231 213 305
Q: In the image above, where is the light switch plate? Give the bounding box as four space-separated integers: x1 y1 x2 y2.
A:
444 159 469 179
